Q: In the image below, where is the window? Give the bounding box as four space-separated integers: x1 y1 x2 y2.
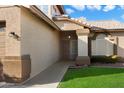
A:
37 5 49 16
52 6 61 17
0 21 5 32
52 6 58 16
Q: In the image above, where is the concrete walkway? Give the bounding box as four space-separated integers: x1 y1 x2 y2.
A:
3 61 72 88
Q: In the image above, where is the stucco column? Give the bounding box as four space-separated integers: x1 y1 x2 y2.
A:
76 29 90 65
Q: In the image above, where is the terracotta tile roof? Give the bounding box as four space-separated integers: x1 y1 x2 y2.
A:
86 20 124 29
53 16 93 28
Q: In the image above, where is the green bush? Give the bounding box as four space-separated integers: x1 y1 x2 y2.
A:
91 55 118 63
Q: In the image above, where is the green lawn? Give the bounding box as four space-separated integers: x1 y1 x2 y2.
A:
58 67 124 88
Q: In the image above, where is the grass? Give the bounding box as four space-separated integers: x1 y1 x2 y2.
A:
58 67 124 88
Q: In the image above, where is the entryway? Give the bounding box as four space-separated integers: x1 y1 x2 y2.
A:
60 31 77 61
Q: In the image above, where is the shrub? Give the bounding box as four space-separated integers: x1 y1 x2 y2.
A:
91 55 118 63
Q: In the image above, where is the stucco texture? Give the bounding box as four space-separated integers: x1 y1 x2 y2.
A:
111 32 124 57
92 32 124 57
20 8 60 78
0 6 21 56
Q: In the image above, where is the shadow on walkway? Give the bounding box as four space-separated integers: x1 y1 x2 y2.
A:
21 61 72 88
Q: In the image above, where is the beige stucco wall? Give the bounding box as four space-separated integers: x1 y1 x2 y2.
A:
91 34 114 56
78 35 88 56
0 6 21 56
20 8 60 78
111 32 124 57
94 32 124 57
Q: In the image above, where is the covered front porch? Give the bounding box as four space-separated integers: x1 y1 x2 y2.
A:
54 17 91 65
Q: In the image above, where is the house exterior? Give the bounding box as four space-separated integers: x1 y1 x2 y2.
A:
0 5 65 82
53 16 91 65
0 5 124 83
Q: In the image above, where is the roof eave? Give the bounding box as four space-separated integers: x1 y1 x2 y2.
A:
22 5 61 31
94 28 124 32
54 17 91 29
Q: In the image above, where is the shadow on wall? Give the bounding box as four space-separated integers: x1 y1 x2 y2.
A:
91 34 124 62
0 62 19 83
91 36 113 56
117 41 124 60
0 62 10 82
0 62 4 82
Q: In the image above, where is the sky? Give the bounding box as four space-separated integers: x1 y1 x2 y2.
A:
63 5 124 23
